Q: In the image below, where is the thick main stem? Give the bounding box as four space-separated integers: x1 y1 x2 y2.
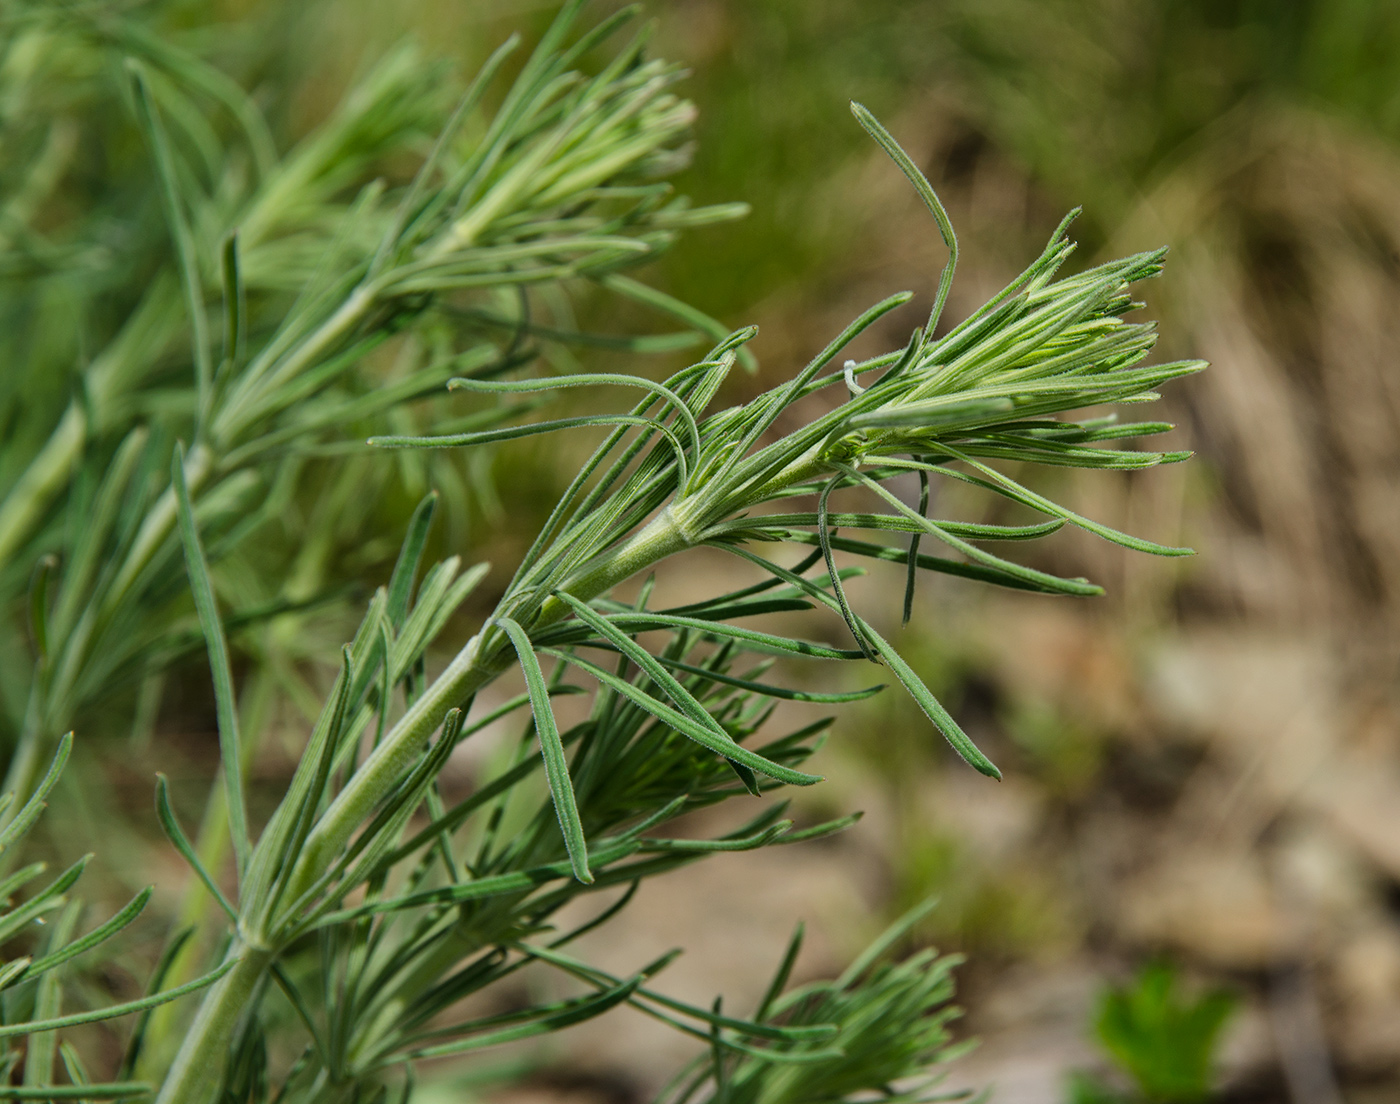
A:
153 941 273 1104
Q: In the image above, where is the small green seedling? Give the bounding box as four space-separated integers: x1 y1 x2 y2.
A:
1069 962 1237 1104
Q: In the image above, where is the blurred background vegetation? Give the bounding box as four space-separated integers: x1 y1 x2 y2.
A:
7 0 1400 1101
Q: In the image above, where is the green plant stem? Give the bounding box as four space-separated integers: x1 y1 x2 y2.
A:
156 509 693 1099
140 664 273 1076
283 505 691 909
152 940 273 1104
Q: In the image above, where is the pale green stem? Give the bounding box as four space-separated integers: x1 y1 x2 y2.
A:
140 665 274 1077
282 505 690 909
153 941 273 1104
214 286 374 444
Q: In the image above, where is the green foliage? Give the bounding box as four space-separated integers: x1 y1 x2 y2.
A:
1070 962 1237 1104
658 902 970 1104
0 737 229 1099
0 2 1204 1102
0 0 735 813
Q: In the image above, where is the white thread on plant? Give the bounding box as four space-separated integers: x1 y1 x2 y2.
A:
843 358 865 396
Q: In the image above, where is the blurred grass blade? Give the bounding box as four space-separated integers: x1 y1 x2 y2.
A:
386 491 438 631
127 61 212 428
219 232 245 375
0 1083 155 1099
756 923 804 1021
173 445 250 876
599 273 758 372
27 554 56 663
836 897 942 990
119 928 194 1079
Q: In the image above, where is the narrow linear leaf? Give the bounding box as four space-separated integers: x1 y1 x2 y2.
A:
541 648 822 786
517 942 836 1044
315 840 639 925
498 616 592 884
0 960 236 1038
858 619 1000 779
818 474 874 659
387 491 438 630
645 655 883 704
372 413 690 489
539 611 865 661
154 775 236 922
719 543 996 777
936 443 1195 556
772 811 863 845
837 462 1102 596
401 975 643 1060
851 102 957 334
773 529 1066 593
0 734 72 855
173 445 250 875
903 467 929 624
446 371 702 467
554 591 737 748
639 822 791 853
23 888 153 980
